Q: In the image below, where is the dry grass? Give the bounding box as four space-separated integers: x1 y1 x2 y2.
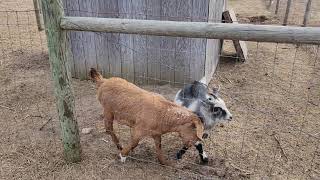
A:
0 0 319 179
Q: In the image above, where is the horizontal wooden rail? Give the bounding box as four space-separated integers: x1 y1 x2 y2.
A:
61 17 320 45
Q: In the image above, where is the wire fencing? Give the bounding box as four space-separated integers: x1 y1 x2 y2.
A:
266 0 320 26
0 1 319 179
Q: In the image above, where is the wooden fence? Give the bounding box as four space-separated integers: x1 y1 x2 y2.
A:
267 0 317 26
62 0 225 84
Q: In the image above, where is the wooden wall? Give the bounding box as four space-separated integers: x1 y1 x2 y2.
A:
205 0 226 83
63 0 224 85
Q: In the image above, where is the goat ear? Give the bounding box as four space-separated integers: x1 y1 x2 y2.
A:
212 85 221 95
192 118 204 141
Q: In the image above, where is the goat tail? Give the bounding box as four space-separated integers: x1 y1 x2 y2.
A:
192 117 204 141
89 68 103 85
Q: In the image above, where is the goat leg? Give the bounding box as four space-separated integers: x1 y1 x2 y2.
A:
195 141 209 164
106 129 123 150
153 135 170 165
104 111 122 150
119 130 142 162
176 146 189 160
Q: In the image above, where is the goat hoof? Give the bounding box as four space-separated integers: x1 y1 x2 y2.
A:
119 153 127 163
200 151 209 164
202 133 209 139
117 145 123 150
201 157 209 165
176 152 182 160
201 154 209 164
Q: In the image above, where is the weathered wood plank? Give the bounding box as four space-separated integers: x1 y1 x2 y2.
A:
223 9 248 62
160 0 176 85
64 0 81 78
41 0 81 163
204 0 221 83
209 0 224 23
63 0 222 83
63 0 74 77
190 0 208 82
105 0 121 78
61 17 320 45
74 1 91 79
132 0 148 84
94 0 110 77
206 0 224 83
119 0 134 82
174 0 192 85
80 1 97 78
146 0 161 84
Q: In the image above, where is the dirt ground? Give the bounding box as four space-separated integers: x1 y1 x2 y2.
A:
0 0 319 179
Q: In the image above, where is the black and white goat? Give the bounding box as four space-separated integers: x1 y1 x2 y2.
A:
174 78 233 130
174 78 232 163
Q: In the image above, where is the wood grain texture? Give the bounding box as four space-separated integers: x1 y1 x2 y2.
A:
146 0 161 84
106 0 121 78
95 0 110 77
132 0 148 84
119 0 134 82
223 8 248 62
41 0 81 163
205 0 215 83
190 0 208 82
160 0 176 84
61 17 320 45
67 0 86 79
64 0 80 78
174 0 192 85
62 0 73 77
79 1 97 79
74 0 90 79
205 0 225 83
63 0 228 84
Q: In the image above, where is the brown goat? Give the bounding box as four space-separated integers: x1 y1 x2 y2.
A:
90 68 204 165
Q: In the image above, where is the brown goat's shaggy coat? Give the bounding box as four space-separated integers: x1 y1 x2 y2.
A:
90 68 204 165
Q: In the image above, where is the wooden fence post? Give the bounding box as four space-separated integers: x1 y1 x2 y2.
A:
33 0 44 31
275 0 280 14
302 0 312 27
283 0 292 26
268 0 273 9
41 0 81 163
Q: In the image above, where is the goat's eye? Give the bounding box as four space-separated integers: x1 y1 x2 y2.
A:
213 107 220 112
208 98 212 101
